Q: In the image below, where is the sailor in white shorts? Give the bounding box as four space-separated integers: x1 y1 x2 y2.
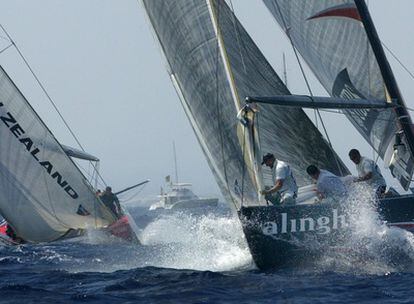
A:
260 153 298 205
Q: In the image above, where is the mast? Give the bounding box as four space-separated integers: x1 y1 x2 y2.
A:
355 0 414 157
173 141 179 184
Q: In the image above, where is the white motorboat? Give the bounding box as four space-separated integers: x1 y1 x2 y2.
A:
150 183 218 210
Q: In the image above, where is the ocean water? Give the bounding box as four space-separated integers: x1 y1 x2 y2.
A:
1 203 414 303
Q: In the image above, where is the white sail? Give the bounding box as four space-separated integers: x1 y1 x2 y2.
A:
143 0 348 208
0 66 116 242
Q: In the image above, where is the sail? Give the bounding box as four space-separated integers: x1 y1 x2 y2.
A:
143 0 348 207
0 66 116 242
263 0 414 189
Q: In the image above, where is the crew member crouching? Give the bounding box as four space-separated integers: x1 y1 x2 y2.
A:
260 153 298 205
306 165 347 202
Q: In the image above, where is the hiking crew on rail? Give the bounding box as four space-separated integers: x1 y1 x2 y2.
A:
306 165 347 202
260 153 298 205
349 149 386 197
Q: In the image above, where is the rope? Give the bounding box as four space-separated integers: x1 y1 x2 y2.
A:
119 182 148 203
0 33 10 42
382 42 414 81
0 43 13 55
272 2 344 175
0 24 107 188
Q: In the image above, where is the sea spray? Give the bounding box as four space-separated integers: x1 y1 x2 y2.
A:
59 208 253 273
139 210 253 271
319 183 414 273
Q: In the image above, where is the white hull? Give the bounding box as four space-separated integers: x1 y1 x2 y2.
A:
150 198 218 210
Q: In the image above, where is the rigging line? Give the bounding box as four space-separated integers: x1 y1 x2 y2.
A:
0 25 85 151
271 3 314 97
288 107 410 126
272 1 343 175
0 43 13 55
0 24 107 188
0 33 10 42
316 108 413 133
382 42 414 81
119 183 148 202
316 109 344 175
220 0 287 93
75 161 101 184
93 193 98 228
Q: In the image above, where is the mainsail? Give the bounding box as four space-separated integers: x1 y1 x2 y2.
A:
0 66 116 242
143 0 348 207
263 0 414 189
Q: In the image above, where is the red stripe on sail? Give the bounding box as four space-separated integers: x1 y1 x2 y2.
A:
308 6 361 22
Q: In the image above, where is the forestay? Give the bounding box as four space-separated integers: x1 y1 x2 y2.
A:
263 0 414 189
0 66 116 242
143 0 348 208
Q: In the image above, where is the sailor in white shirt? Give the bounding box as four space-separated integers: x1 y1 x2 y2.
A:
349 149 386 197
260 153 298 205
306 165 347 201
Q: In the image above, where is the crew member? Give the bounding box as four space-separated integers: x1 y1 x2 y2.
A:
260 153 298 205
306 165 347 202
349 149 386 197
100 186 122 219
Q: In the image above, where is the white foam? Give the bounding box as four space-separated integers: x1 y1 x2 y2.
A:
320 184 414 274
139 211 254 271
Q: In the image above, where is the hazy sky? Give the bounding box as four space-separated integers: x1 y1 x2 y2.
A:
0 1 413 200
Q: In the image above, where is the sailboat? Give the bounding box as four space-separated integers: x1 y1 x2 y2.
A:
0 62 142 244
143 0 414 269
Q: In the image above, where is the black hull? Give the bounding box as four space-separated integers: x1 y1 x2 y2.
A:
239 195 414 270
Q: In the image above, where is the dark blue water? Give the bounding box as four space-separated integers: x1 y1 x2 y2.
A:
1 205 414 303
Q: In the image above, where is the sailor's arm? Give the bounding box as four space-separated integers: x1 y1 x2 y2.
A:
261 179 284 195
355 171 372 182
